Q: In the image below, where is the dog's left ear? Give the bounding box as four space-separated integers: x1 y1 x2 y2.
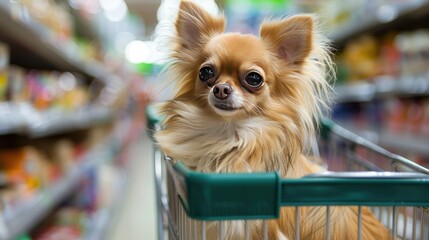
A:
260 15 313 64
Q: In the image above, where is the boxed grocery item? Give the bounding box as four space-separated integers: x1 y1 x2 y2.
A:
46 140 75 173
404 100 425 134
8 65 28 103
0 147 37 206
385 98 408 133
422 100 429 135
0 146 55 200
342 35 380 81
31 206 90 240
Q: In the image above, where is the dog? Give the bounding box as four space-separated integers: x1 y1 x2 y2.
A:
155 1 391 239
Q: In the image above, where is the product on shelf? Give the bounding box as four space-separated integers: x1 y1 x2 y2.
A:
0 40 107 114
342 35 381 81
14 0 73 42
316 0 426 35
32 207 87 240
49 140 76 173
26 69 94 111
385 98 429 135
2 61 93 111
0 138 91 211
4 0 105 64
404 99 425 133
422 99 429 135
8 65 28 103
0 42 9 102
0 147 51 207
395 30 429 76
379 32 401 77
30 162 124 240
338 29 429 84
334 97 429 136
385 98 409 133
27 70 89 111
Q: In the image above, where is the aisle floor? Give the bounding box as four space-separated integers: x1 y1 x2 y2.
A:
109 134 157 240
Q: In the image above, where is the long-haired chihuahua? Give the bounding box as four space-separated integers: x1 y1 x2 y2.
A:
155 1 391 239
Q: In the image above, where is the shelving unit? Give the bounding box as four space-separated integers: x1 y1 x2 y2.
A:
0 2 124 139
340 124 429 156
0 2 138 239
0 4 113 82
335 73 429 103
85 118 133 240
328 1 429 162
29 107 114 138
380 130 429 156
329 0 429 47
0 103 115 137
0 139 115 240
0 2 123 138
334 77 429 156
330 0 429 103
86 173 128 240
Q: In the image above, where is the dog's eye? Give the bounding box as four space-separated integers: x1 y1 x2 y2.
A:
199 66 215 82
244 72 263 88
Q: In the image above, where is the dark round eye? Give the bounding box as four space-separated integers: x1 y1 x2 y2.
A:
199 66 215 82
244 72 263 87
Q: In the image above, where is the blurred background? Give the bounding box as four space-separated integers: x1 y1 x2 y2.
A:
0 0 429 239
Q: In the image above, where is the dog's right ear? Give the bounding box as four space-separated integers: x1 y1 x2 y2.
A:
176 0 225 50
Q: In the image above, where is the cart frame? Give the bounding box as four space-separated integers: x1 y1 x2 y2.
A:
146 105 429 240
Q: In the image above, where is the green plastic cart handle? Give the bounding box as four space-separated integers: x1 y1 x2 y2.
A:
172 161 429 221
173 161 281 220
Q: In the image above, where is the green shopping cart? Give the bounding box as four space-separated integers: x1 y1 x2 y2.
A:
146 104 429 240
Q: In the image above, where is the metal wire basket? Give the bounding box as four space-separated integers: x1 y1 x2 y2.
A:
146 105 429 240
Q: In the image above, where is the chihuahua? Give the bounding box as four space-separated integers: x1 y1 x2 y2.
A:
155 1 391 239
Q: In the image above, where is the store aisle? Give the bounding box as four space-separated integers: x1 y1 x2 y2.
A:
109 134 157 240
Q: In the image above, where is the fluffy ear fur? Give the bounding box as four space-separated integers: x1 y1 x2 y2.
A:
176 0 225 51
260 14 334 138
260 15 313 63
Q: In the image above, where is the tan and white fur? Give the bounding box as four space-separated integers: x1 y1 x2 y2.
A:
155 1 391 239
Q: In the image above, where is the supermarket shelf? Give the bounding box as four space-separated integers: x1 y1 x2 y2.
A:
85 118 134 240
0 143 109 240
0 103 114 137
28 107 114 138
380 131 429 156
0 103 27 135
0 4 112 82
335 82 376 103
329 0 429 46
340 124 429 156
335 73 429 103
86 172 128 240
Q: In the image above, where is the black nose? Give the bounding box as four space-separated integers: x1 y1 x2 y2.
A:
213 84 232 100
